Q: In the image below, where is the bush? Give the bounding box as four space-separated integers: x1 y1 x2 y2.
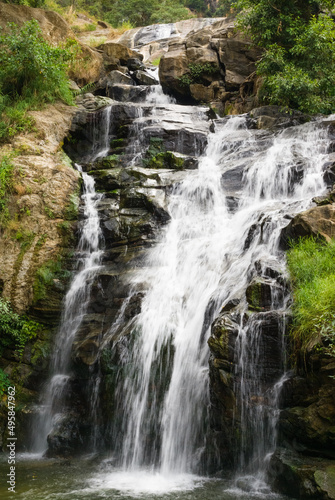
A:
287 237 335 356
237 0 335 113
0 299 41 357
0 20 74 142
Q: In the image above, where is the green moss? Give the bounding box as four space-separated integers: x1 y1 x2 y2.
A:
246 281 262 311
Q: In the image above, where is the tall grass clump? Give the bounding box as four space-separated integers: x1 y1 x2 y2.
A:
0 20 74 142
287 237 335 357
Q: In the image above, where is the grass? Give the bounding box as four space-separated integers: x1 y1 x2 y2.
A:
88 35 107 48
287 237 335 357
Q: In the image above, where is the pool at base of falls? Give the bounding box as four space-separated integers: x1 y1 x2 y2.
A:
0 455 290 500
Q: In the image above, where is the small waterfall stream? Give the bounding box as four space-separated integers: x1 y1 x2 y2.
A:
31 159 105 453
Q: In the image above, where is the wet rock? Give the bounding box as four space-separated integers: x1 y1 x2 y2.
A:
47 413 89 457
269 448 335 500
100 84 150 102
133 69 158 86
279 354 335 458
246 277 284 311
208 311 240 363
102 70 135 86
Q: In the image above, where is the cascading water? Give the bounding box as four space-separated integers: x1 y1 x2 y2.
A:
31 166 104 453
105 106 331 495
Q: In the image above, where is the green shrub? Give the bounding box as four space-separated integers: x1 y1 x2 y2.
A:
0 299 40 357
0 20 74 142
287 237 335 356
236 0 335 113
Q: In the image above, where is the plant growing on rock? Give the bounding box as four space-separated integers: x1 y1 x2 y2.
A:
178 63 218 87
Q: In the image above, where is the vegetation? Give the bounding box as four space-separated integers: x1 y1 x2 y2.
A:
0 368 10 398
287 237 335 357
0 20 74 143
236 0 335 113
179 63 218 87
33 257 71 302
0 154 15 224
0 298 41 357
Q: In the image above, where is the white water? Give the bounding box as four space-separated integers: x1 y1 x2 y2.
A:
109 108 331 494
31 167 103 452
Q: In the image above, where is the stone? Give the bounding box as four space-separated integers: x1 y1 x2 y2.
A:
208 311 240 362
246 277 284 311
249 105 310 129
280 204 335 248
98 84 150 102
98 20 108 29
127 58 146 71
269 449 335 500
159 20 262 104
190 83 214 102
133 69 159 86
97 42 144 65
104 70 135 86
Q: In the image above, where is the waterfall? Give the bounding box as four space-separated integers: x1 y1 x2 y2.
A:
107 107 330 488
31 166 104 453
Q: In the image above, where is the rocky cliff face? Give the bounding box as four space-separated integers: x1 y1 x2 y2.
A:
159 19 262 113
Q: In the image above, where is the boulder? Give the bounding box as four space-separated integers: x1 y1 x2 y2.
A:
248 105 310 129
133 69 159 86
97 42 144 65
280 204 335 248
269 448 335 500
159 20 262 104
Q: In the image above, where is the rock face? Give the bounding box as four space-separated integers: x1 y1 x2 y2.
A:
0 101 82 450
0 2 104 85
159 19 262 109
40 94 213 456
207 267 289 469
114 18 225 63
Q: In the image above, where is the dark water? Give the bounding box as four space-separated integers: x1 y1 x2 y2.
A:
0 454 291 500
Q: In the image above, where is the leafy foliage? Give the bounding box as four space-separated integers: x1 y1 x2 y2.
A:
236 0 335 113
0 299 41 357
0 20 74 142
287 237 335 357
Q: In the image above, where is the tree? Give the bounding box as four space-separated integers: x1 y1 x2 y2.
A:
236 0 335 113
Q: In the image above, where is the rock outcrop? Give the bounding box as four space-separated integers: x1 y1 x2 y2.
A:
159 19 262 110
